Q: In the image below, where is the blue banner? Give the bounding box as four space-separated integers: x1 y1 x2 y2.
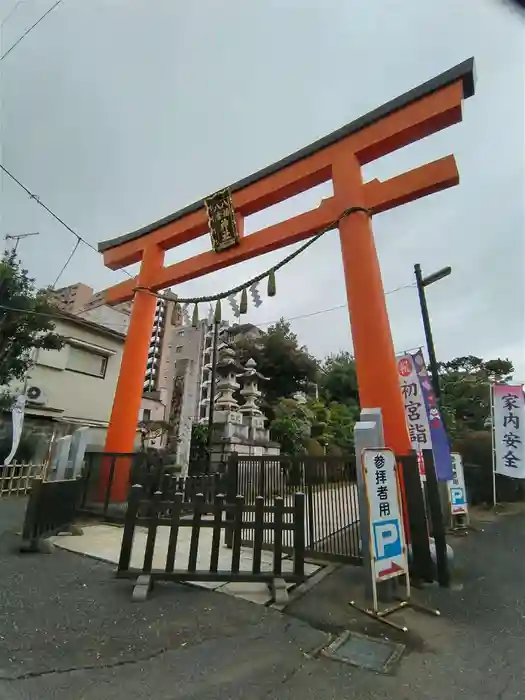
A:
412 350 453 482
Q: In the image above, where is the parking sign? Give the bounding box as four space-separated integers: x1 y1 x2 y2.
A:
447 453 468 516
361 449 409 583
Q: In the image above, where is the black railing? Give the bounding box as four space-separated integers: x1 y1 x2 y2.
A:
117 485 306 600
157 473 227 513
79 452 138 519
226 454 361 564
20 477 84 552
79 452 228 521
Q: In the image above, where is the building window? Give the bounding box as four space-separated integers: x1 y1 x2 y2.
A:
142 408 151 422
200 406 207 419
203 370 210 382
175 345 183 353
66 345 108 378
202 388 208 400
177 330 185 337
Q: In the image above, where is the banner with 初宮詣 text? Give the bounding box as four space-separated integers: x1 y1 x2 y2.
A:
412 350 453 482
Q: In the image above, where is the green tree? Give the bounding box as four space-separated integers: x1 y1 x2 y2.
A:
0 252 64 409
325 401 358 454
234 318 318 415
269 398 313 456
438 355 514 437
269 397 357 457
189 422 209 461
318 351 360 410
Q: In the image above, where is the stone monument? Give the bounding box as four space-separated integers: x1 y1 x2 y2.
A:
209 348 280 469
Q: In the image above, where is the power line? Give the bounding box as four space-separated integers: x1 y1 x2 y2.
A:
1 0 62 61
254 283 416 328
0 300 424 359
51 236 80 288
0 0 26 27
0 163 134 280
0 282 416 333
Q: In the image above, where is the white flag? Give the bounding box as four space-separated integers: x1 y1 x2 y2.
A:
4 394 26 466
493 383 525 479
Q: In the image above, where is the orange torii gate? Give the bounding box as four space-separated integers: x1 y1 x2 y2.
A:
99 58 475 501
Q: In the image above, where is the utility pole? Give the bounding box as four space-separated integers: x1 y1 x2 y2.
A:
5 232 40 254
414 262 452 589
414 263 451 399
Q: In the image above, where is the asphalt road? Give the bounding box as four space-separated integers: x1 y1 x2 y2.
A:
0 497 523 699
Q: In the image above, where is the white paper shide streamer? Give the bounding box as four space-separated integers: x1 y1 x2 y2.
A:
4 395 26 466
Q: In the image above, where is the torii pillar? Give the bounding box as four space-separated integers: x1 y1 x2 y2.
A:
98 58 476 502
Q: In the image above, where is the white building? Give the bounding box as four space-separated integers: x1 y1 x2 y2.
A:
1 312 141 458
73 284 181 438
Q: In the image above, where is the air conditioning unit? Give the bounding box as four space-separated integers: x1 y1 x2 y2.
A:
26 385 47 406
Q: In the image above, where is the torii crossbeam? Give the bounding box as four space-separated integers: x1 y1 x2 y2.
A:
99 58 475 501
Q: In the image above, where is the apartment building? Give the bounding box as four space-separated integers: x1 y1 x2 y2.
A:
169 319 264 468
50 283 96 314
50 283 182 440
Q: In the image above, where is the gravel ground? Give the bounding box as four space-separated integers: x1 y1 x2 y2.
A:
0 497 524 699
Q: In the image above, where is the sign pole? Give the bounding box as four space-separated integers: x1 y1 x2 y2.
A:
353 414 386 601
446 453 470 533
490 382 497 507
349 448 440 633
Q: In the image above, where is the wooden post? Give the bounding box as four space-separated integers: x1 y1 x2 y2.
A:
118 484 142 573
188 493 204 573
272 497 284 576
293 492 306 579
209 493 224 573
252 496 265 574
165 492 183 573
142 490 162 574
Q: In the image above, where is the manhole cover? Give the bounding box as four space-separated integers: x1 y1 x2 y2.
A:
322 630 404 673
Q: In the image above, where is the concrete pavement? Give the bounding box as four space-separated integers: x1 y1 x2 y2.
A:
0 497 524 699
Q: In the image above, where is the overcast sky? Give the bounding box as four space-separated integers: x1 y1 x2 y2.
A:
1 0 524 378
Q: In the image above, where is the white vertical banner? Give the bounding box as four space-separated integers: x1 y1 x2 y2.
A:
493 384 525 479
396 354 430 482
361 448 409 587
4 395 26 466
447 453 468 516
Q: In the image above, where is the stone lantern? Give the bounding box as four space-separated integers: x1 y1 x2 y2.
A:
237 357 269 438
213 346 244 420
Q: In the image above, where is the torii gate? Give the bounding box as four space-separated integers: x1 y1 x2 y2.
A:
98 58 475 502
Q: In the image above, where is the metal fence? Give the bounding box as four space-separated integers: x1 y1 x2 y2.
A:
227 454 361 564
79 452 228 521
20 477 84 551
0 463 44 498
117 485 306 600
79 452 137 519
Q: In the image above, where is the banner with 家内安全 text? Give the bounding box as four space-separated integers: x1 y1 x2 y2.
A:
493 384 525 479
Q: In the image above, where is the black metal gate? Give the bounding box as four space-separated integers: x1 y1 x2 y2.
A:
227 454 362 564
